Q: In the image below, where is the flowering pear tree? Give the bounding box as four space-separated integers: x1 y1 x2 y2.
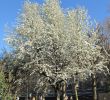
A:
5 0 109 100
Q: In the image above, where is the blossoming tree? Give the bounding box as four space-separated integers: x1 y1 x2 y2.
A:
5 0 109 100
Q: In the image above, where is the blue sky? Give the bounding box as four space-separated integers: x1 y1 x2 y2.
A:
0 0 110 53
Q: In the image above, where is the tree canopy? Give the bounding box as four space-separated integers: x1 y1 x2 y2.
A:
4 0 109 97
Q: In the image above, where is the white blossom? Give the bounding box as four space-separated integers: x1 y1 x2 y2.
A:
5 0 109 93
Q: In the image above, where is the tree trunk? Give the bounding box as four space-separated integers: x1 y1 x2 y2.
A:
12 94 15 100
14 91 18 100
57 90 60 100
42 97 45 100
36 96 38 100
92 74 97 100
74 83 78 100
74 75 79 100
32 96 36 100
41 95 45 100
62 92 66 100
62 82 67 100
70 96 73 100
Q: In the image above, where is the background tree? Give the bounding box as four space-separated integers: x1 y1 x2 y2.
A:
0 61 12 100
96 17 110 92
